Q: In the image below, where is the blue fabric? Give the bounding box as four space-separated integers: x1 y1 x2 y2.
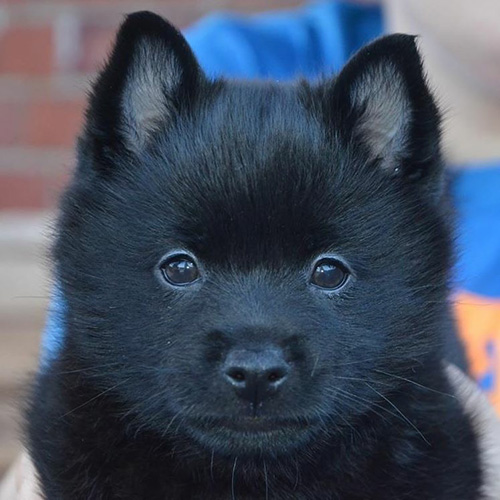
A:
185 1 383 80
40 285 65 368
452 163 500 297
40 1 500 365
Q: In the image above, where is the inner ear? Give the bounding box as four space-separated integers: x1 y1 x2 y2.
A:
121 39 182 149
86 11 202 158
350 62 411 172
328 34 442 184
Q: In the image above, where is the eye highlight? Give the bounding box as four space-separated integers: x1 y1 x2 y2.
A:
310 258 348 290
160 254 200 286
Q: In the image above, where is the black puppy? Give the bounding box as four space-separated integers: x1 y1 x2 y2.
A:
27 11 481 499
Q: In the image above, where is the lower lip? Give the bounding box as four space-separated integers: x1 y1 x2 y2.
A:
193 417 310 433
185 418 318 448
185 420 318 457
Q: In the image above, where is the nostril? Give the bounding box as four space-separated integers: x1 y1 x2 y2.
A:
267 371 282 382
267 367 288 385
225 368 247 384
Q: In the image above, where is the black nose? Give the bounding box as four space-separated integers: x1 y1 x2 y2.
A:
222 348 290 406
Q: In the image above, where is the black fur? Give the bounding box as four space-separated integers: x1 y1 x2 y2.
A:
27 12 480 499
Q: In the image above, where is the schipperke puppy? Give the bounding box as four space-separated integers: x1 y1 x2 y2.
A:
27 11 480 500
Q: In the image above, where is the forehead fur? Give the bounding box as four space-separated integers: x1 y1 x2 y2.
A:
114 81 402 267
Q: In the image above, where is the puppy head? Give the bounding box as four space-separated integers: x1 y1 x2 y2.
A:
56 12 449 459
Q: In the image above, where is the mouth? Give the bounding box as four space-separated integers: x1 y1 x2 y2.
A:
184 416 319 456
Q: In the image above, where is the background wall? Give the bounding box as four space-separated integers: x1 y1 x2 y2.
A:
0 0 307 212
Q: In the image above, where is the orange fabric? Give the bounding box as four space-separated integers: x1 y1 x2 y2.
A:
454 292 500 413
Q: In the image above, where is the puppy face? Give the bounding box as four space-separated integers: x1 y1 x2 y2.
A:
56 13 449 458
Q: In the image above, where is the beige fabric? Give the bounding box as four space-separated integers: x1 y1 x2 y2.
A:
445 364 500 500
1 366 498 499
0 453 41 500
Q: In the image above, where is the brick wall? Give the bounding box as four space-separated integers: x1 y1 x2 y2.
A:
0 0 308 211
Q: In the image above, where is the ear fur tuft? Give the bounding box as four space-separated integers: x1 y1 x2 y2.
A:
329 34 443 191
85 11 202 160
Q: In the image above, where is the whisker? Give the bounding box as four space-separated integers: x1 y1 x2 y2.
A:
293 457 300 490
60 378 130 418
374 369 455 398
263 458 269 500
120 388 166 421
332 387 394 427
231 457 238 500
327 356 422 369
311 355 320 377
365 383 431 446
330 375 392 386
55 362 122 375
210 449 215 483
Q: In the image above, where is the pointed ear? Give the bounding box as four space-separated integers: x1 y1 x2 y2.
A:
85 11 202 159
329 34 443 191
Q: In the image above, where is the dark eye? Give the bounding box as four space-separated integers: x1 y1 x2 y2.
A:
310 259 348 290
161 255 200 286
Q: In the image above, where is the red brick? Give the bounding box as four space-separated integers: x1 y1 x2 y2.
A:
213 0 302 12
0 172 68 210
44 171 71 208
0 147 74 172
0 26 53 76
77 12 201 73
0 102 28 145
45 0 206 4
26 100 85 147
80 25 115 73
